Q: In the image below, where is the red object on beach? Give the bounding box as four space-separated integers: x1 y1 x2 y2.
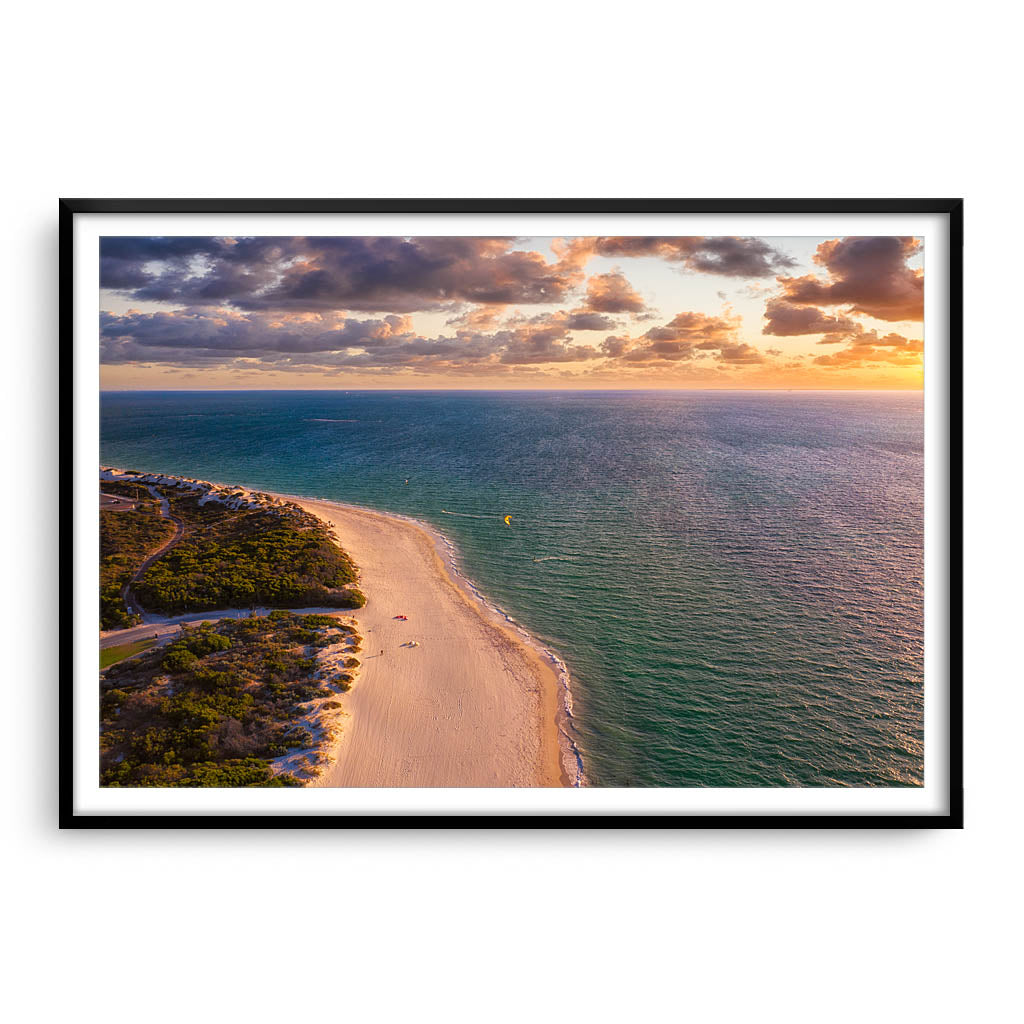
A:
394 614 408 620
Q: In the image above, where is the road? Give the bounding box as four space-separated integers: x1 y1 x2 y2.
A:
100 608 349 650
100 491 136 511
100 620 191 651
101 614 255 650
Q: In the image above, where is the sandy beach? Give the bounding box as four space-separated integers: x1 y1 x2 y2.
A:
288 497 570 788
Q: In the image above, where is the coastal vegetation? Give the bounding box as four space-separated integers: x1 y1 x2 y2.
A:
100 613 360 787
132 488 366 615
99 472 369 787
99 473 365 624
100 489 175 629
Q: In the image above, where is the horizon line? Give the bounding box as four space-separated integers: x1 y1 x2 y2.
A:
99 386 924 394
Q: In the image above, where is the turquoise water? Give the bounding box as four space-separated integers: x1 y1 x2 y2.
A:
101 390 924 787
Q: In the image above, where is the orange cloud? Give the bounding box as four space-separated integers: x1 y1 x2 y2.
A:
763 297 863 337
583 271 647 313
445 304 505 330
604 310 764 364
813 331 923 368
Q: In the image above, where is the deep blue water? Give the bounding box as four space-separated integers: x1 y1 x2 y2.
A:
101 390 924 787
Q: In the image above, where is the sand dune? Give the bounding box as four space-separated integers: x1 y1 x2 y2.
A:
290 498 569 788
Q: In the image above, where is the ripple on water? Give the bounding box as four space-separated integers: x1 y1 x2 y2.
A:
101 389 924 787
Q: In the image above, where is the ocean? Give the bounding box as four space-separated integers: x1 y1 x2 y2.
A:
100 390 924 787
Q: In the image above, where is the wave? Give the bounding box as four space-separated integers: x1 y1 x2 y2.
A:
532 555 576 563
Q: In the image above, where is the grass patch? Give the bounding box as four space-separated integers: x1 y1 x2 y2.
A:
100 638 158 670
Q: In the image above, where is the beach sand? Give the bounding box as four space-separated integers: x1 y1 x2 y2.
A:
290 498 569 788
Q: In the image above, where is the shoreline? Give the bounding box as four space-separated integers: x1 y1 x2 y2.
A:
101 466 583 787
285 495 580 788
284 491 585 786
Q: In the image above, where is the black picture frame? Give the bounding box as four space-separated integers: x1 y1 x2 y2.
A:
61 197 963 829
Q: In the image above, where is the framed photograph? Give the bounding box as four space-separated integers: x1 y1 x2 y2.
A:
62 198 962 827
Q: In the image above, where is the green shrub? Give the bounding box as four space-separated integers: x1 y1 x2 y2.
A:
100 612 360 788
184 632 232 656
162 648 199 674
303 614 343 628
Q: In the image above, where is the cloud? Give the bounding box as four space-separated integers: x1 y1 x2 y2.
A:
564 310 617 330
812 331 923 368
600 335 631 357
717 343 765 365
99 305 603 372
605 310 764 365
497 334 600 365
444 285 624 340
99 302 773 375
582 271 647 313
100 308 418 358
492 311 605 364
99 234 927 387
445 304 505 330
101 236 588 313
102 235 795 331
447 302 617 334
775 236 923 321
556 236 795 277
762 297 864 337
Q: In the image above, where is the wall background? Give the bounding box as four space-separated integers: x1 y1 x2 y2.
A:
3 3 1015 1020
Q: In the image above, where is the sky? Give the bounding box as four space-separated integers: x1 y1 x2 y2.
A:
99 234 925 390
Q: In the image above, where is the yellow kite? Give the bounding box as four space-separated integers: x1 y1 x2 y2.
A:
504 515 512 526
